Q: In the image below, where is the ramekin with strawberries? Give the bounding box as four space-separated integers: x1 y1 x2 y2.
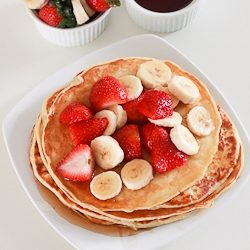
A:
22 0 120 46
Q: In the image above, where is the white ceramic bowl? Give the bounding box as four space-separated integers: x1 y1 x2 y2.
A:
125 0 201 33
26 8 111 47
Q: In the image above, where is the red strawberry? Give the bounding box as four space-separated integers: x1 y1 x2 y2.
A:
122 92 147 124
151 126 188 173
38 3 64 27
90 76 128 111
138 89 173 120
141 122 157 152
69 118 108 146
112 124 142 161
86 0 121 12
56 144 94 182
59 102 92 124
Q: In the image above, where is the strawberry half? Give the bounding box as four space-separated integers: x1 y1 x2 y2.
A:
56 144 95 182
151 126 188 173
112 124 142 161
141 122 157 152
138 89 173 120
69 117 108 146
90 76 128 111
59 102 92 124
86 0 121 12
122 92 147 124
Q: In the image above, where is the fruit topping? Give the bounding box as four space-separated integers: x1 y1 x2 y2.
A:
137 89 173 120
170 124 200 155
90 76 128 111
56 144 94 181
59 102 92 124
112 124 142 161
122 92 147 124
90 135 124 170
69 117 108 146
90 171 122 200
151 126 188 173
86 0 121 12
121 159 153 190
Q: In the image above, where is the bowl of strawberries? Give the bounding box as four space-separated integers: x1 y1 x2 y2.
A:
23 0 120 47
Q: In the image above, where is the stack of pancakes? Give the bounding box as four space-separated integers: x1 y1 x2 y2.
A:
29 58 243 230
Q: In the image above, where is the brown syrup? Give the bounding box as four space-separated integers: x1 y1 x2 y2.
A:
36 180 146 237
135 0 193 13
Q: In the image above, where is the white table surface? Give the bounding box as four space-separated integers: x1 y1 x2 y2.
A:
1 0 250 249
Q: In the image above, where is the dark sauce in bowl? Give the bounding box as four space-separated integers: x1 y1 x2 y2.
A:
134 0 193 13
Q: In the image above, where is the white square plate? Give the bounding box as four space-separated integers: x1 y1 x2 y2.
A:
2 34 250 250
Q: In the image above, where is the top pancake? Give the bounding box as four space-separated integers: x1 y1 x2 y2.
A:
36 58 222 212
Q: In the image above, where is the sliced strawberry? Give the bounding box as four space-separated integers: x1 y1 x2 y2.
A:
69 118 108 146
56 144 95 182
151 126 188 173
59 102 92 124
86 0 121 12
141 122 157 152
122 92 147 124
112 124 142 161
90 76 128 111
138 89 173 120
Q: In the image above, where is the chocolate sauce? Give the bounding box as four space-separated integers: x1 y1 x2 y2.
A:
135 0 193 13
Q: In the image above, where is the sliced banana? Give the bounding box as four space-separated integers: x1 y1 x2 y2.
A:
118 75 143 101
168 75 200 104
90 171 122 200
71 0 89 25
187 106 215 136
80 0 96 17
94 110 117 135
170 124 200 155
107 104 127 129
136 60 171 89
121 159 153 190
23 0 49 9
90 136 124 170
155 86 179 108
149 111 182 127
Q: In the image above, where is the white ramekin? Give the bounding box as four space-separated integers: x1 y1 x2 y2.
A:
26 8 111 47
125 0 201 33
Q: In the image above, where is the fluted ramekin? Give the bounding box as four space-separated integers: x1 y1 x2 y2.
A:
26 8 111 47
125 0 201 33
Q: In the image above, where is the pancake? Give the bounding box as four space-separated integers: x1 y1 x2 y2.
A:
29 57 243 230
36 58 222 213
30 104 243 229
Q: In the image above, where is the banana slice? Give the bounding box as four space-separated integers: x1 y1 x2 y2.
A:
23 0 49 9
155 86 179 108
94 110 117 135
90 136 124 170
168 75 200 104
121 159 153 190
136 60 171 89
187 106 215 136
170 124 199 155
80 0 96 17
118 75 143 101
149 111 182 127
107 104 127 129
90 171 122 200
71 0 89 25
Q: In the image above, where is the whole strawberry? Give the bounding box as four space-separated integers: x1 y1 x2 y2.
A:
38 0 77 28
86 0 121 12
